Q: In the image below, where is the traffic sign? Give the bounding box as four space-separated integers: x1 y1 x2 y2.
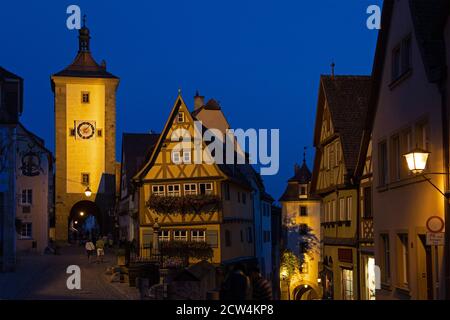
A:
426 216 445 233
426 232 445 246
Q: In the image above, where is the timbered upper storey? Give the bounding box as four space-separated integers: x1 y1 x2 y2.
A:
311 75 372 195
133 94 252 226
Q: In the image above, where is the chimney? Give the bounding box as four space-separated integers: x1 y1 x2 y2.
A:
194 90 205 110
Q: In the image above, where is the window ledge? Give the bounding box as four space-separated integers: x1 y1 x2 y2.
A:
376 185 388 192
389 69 413 90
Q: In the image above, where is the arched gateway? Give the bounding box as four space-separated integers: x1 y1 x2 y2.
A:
68 201 101 242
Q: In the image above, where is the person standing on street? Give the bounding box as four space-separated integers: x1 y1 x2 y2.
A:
96 237 105 263
85 240 96 263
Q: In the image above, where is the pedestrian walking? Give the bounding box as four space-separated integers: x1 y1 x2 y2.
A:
85 240 96 263
96 237 105 263
249 267 273 300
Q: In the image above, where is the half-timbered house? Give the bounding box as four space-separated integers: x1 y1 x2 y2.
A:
133 93 255 265
311 74 371 300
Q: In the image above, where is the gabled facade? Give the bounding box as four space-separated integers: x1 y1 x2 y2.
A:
0 66 23 271
15 124 54 254
311 75 371 300
1 67 54 271
279 158 322 300
134 94 255 265
370 0 450 300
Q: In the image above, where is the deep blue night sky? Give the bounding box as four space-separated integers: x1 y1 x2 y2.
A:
0 0 382 200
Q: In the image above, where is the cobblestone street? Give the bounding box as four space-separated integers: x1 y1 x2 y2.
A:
0 245 137 300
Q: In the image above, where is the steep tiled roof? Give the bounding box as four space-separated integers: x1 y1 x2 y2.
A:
121 133 160 194
289 161 312 184
53 54 117 78
279 161 320 202
191 98 222 117
319 75 372 174
0 66 22 80
409 0 449 83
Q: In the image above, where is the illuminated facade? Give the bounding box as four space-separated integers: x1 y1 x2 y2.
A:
279 158 322 300
51 23 119 241
311 75 372 300
370 0 450 300
133 94 256 265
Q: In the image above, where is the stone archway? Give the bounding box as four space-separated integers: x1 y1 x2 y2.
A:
68 200 102 242
293 284 319 300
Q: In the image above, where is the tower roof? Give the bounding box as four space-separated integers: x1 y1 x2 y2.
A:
53 19 117 79
279 160 319 202
288 161 312 184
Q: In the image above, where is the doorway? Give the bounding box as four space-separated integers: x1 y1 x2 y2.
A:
418 234 433 300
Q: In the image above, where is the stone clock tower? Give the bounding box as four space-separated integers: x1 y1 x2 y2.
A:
51 22 119 241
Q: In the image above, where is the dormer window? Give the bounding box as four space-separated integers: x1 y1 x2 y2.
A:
300 186 306 195
299 184 307 198
178 112 185 123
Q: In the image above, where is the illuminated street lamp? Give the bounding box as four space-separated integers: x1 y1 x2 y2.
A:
74 221 78 225
404 147 450 299
80 211 85 217
403 147 430 174
84 186 92 197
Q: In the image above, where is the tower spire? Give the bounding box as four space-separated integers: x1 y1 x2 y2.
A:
330 61 335 79
303 146 307 164
78 15 90 53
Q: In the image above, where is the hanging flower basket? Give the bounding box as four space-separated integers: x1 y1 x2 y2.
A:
160 241 213 261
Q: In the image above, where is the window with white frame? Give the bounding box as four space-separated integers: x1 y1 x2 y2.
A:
167 184 180 197
398 233 409 287
191 230 206 242
20 223 32 239
159 230 170 242
346 197 352 221
172 151 181 164
339 198 345 221
178 112 185 123
199 183 213 195
152 185 165 196
183 150 191 163
173 230 188 241
184 183 197 195
331 200 336 221
21 189 32 206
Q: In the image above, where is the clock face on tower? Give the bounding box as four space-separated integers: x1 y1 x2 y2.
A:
76 121 96 140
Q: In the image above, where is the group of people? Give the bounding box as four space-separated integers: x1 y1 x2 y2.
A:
220 264 273 301
84 236 109 263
